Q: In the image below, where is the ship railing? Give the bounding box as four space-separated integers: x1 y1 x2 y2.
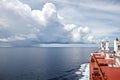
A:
93 54 109 80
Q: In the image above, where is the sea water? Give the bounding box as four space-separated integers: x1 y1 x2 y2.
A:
0 47 98 80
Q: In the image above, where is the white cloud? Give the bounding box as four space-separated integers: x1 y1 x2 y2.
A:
31 3 58 26
0 0 93 46
87 36 95 43
71 26 90 42
64 24 76 31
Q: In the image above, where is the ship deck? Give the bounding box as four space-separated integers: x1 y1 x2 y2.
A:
90 53 120 80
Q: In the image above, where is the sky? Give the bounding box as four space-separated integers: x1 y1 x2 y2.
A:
0 0 120 47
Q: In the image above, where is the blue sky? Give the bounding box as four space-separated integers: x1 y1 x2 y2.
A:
0 0 120 47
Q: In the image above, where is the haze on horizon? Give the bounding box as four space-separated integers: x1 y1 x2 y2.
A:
0 0 120 47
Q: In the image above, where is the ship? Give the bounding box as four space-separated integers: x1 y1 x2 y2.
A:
90 38 120 80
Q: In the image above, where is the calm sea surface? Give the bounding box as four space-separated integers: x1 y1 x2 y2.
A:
0 47 98 80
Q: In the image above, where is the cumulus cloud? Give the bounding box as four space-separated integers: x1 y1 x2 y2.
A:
0 0 93 46
71 26 90 42
87 36 96 43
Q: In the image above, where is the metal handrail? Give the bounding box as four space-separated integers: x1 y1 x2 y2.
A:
93 54 108 80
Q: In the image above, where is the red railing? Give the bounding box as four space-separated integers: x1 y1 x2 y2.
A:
92 54 109 80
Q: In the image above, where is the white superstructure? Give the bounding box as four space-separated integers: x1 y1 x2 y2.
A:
106 40 109 51
114 38 120 56
101 41 105 50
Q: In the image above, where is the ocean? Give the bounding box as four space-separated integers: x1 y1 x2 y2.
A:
0 47 98 80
